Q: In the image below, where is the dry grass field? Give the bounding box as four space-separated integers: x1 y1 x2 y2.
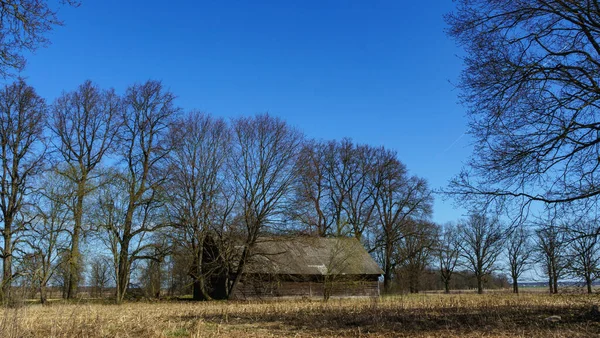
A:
1 293 600 337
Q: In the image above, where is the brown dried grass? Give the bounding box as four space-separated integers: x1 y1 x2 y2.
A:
1 293 599 337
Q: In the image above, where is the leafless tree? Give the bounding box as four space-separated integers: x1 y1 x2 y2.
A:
535 222 567 294
395 220 437 293
0 80 47 301
457 214 505 294
437 222 459 294
566 220 600 294
506 225 532 294
49 80 121 299
291 141 334 236
342 144 378 241
227 114 303 298
0 0 79 77
166 111 231 300
371 147 432 292
22 172 71 304
446 1 600 211
89 255 111 298
322 238 357 301
323 139 357 236
101 80 177 304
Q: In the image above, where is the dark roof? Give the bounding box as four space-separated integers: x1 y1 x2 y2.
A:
245 237 383 276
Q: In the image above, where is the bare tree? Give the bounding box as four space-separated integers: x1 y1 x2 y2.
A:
291 141 334 236
166 112 231 300
105 80 177 304
506 225 532 294
395 220 437 293
457 214 505 294
371 147 432 292
566 220 600 294
535 223 566 294
0 80 47 301
89 255 111 298
322 238 357 301
22 172 71 304
0 0 79 77
437 223 459 294
228 114 303 298
50 80 121 299
446 1 600 209
323 139 357 236
342 144 378 241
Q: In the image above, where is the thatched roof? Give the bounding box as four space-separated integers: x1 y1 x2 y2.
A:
244 237 383 276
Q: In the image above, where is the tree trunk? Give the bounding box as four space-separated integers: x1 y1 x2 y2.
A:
2 228 12 302
383 266 392 293
228 246 250 299
191 236 212 301
67 179 86 299
476 275 483 294
40 282 48 305
116 238 131 304
512 276 519 294
444 279 450 294
67 223 80 299
586 275 593 294
383 243 392 293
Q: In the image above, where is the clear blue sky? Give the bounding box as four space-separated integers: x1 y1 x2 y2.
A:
22 0 470 224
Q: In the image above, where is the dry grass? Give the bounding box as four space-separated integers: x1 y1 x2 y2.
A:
1 293 600 337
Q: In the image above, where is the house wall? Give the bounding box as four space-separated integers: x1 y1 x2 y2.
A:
232 275 380 299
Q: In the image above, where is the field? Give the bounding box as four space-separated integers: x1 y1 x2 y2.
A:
2 293 600 337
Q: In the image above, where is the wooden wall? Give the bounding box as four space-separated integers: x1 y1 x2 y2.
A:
232 275 380 299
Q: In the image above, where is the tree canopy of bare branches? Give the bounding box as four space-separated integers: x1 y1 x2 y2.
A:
107 80 178 303
446 0 600 211
228 114 303 297
0 80 47 302
0 0 79 77
50 80 121 299
166 111 231 300
457 214 506 294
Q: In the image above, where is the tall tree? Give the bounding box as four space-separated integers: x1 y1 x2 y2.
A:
323 139 357 236
108 80 177 303
457 214 505 294
167 112 231 300
342 144 378 241
291 141 333 236
228 114 303 297
0 80 47 301
447 0 600 209
371 147 432 292
50 80 121 299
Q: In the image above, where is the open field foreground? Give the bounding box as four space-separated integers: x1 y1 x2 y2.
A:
1 294 600 337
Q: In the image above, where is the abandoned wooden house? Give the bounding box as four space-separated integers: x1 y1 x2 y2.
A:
232 237 383 299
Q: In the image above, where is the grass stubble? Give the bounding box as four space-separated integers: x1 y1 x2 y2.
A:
1 293 599 337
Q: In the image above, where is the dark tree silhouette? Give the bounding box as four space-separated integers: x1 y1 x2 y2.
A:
446 1 600 208
0 0 79 77
0 80 47 301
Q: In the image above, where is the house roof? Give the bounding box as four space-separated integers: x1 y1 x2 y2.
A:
244 237 384 276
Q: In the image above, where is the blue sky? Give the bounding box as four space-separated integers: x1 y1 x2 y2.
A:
22 0 470 224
